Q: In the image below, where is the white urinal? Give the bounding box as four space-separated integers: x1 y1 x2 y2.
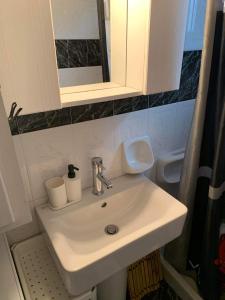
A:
122 136 155 174
157 148 185 197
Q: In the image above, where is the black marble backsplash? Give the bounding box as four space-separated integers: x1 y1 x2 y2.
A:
10 51 201 135
55 39 102 69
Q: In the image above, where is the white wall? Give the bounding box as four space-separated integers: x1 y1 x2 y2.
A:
51 0 99 39
7 100 195 244
184 0 206 50
59 67 103 87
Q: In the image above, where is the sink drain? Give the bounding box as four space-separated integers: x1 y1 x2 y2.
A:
105 224 119 235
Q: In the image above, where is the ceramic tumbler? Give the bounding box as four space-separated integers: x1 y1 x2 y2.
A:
45 177 67 208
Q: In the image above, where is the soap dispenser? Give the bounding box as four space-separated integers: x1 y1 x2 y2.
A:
63 164 81 203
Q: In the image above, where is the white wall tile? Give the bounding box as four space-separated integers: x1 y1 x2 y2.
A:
9 100 195 244
18 125 76 200
70 116 118 188
147 100 195 157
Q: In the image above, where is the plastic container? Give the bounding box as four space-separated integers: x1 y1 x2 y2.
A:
45 177 67 208
123 136 155 174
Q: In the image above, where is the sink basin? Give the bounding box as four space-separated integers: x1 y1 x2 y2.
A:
36 175 187 296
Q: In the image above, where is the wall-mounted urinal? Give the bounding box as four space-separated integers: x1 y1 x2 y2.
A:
156 148 185 197
122 136 155 174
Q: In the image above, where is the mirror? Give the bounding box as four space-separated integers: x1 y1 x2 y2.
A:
51 0 110 88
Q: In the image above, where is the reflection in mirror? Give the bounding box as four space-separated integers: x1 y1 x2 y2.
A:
51 0 110 88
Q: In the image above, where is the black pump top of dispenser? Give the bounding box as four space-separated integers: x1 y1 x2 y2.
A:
68 164 79 178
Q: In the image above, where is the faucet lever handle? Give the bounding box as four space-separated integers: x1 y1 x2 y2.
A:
92 157 103 166
92 157 106 171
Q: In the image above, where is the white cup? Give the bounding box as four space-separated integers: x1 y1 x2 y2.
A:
45 177 67 208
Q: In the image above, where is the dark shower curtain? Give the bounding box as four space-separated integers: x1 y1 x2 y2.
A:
164 3 225 299
186 11 225 300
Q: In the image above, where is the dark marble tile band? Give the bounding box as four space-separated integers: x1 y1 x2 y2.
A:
55 39 102 69
16 108 71 134
10 51 201 136
55 40 68 69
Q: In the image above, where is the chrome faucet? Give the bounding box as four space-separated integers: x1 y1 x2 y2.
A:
92 157 113 195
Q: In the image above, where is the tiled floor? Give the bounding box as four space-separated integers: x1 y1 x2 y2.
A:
142 281 181 300
127 281 181 300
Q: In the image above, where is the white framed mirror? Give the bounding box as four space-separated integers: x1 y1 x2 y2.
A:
50 0 141 106
51 0 111 88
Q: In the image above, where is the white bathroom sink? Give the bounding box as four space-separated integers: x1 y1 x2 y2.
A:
36 175 187 296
